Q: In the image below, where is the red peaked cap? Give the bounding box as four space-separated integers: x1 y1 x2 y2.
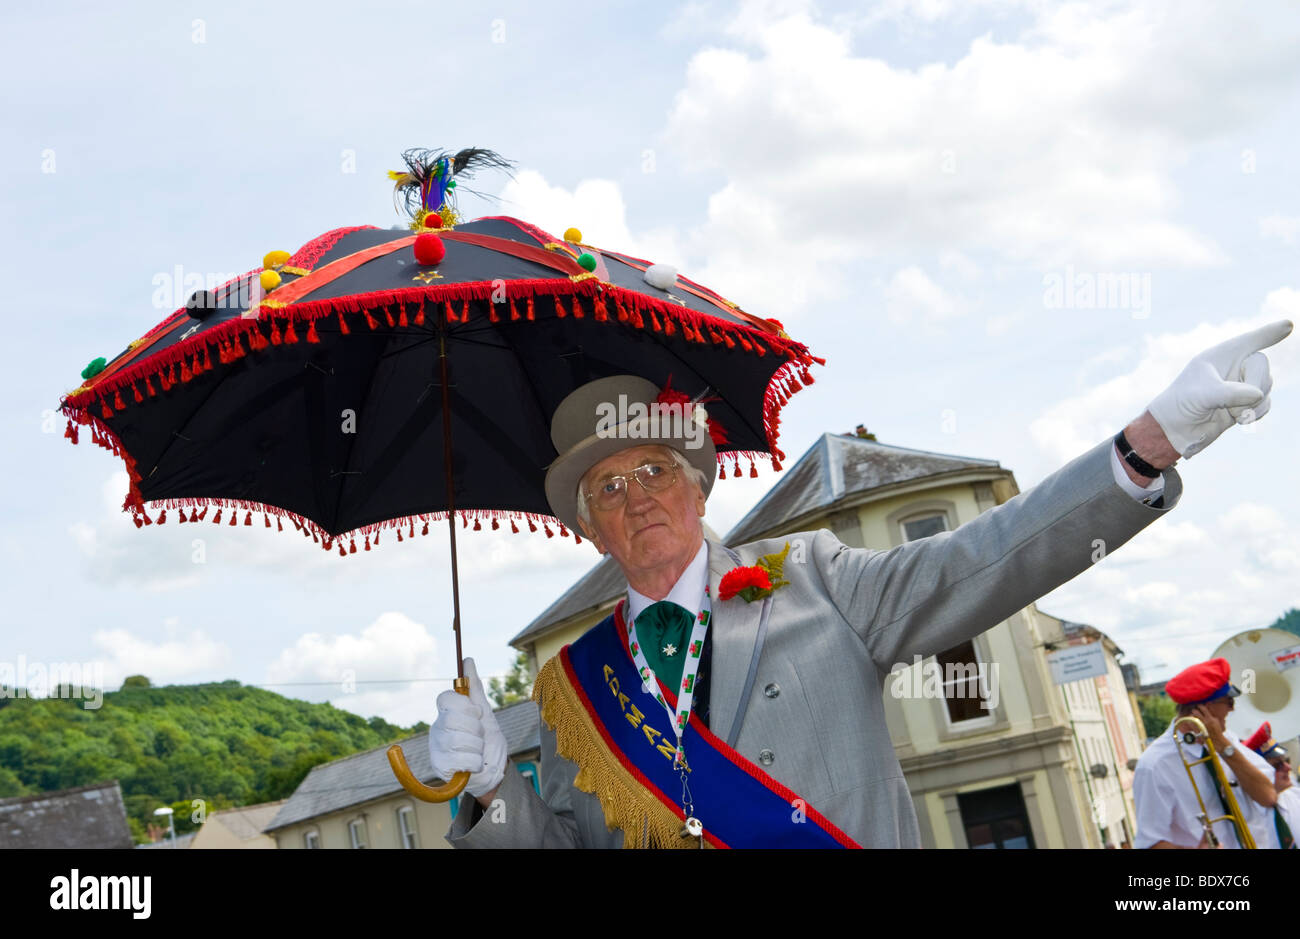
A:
1243 722 1273 753
1243 721 1288 760
1164 657 1239 705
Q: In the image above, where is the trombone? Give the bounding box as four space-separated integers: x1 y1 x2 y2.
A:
1172 716 1256 849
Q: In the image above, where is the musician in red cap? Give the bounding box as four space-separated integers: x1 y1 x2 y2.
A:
1245 721 1299 848
1133 658 1281 848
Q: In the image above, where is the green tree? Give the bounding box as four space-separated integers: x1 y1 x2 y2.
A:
488 653 534 709
1138 694 1176 739
1268 608 1300 637
121 675 151 690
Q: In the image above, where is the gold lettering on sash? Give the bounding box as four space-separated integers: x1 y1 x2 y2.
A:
601 664 688 771
626 703 644 729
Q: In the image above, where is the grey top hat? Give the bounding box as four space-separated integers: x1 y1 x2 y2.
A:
544 375 718 534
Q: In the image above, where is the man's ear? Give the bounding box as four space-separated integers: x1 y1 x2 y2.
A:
577 517 605 555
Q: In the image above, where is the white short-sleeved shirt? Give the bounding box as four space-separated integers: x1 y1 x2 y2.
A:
1273 784 1300 841
1133 721 1281 849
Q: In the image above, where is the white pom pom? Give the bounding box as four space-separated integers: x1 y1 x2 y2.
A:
693 404 709 427
644 263 678 291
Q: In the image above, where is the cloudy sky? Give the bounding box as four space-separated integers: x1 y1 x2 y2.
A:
4 0 1297 729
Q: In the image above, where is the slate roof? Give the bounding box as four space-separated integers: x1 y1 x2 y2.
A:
724 433 1002 544
0 781 134 849
265 700 540 831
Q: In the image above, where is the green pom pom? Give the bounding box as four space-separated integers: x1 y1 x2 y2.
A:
81 357 107 380
577 252 597 272
447 180 457 189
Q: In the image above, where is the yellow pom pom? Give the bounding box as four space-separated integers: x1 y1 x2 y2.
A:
563 227 582 244
260 270 282 291
263 250 291 269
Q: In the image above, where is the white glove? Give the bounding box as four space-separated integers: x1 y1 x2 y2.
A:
427 658 507 798
1146 319 1292 458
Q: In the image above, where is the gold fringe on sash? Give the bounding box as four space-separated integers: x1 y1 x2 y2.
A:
533 656 702 849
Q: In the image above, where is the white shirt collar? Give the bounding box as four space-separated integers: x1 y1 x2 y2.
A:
625 541 710 626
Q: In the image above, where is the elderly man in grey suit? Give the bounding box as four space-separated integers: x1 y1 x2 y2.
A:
430 320 1291 848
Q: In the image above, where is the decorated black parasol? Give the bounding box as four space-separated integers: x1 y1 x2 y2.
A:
59 147 822 802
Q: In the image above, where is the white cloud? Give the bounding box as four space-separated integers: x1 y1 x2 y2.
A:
663 0 1300 293
884 265 967 328
65 469 600 587
1217 502 1300 575
1102 519 1211 564
1260 214 1300 247
265 612 446 727
1028 306 1298 465
497 170 685 271
91 621 232 689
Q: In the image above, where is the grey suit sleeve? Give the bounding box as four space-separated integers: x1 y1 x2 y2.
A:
809 436 1183 670
445 722 585 848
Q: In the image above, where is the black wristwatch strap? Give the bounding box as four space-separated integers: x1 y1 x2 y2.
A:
1114 429 1161 479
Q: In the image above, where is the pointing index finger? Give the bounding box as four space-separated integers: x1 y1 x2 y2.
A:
1203 319 1293 372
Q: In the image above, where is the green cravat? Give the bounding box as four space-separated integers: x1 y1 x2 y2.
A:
636 601 696 695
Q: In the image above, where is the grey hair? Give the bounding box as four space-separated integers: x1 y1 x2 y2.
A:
576 447 709 528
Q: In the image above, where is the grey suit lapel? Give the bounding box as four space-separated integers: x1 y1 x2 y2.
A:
706 540 767 747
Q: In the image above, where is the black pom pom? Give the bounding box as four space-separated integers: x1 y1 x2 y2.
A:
185 289 219 320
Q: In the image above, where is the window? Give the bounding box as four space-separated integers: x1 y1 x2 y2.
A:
902 513 948 542
936 639 990 724
958 784 1035 849
397 806 419 849
348 818 368 849
303 830 320 849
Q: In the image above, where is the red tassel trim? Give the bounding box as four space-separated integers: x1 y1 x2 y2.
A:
61 273 820 535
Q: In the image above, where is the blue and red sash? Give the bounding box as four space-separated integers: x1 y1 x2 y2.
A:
544 603 859 848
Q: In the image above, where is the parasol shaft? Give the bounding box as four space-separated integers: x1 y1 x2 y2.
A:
385 314 470 803
438 325 465 681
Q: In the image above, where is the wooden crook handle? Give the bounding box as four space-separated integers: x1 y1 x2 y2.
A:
387 677 471 804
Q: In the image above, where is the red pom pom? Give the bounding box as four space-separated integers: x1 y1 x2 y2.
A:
424 214 443 229
413 233 446 265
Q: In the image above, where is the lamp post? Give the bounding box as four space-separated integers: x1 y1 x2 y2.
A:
153 806 176 847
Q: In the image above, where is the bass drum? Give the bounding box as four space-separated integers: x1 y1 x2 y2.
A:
1213 628 1300 744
